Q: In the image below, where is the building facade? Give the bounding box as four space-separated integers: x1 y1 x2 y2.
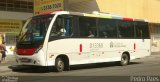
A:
0 0 33 55
68 0 160 52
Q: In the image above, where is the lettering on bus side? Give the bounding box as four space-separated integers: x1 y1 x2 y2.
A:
110 41 126 48
90 43 103 51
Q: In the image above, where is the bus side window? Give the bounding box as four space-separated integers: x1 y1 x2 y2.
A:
98 19 117 38
49 15 73 40
64 16 73 37
117 20 134 38
136 28 143 38
88 31 95 37
79 17 97 38
135 21 149 39
49 16 64 38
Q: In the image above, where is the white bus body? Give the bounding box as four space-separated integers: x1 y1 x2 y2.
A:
15 11 150 72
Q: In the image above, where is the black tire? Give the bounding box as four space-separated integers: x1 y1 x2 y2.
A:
120 53 130 66
55 58 65 72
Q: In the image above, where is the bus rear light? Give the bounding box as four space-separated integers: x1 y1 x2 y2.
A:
16 48 36 55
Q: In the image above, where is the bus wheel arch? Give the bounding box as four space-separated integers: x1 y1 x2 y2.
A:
120 52 130 66
55 54 70 72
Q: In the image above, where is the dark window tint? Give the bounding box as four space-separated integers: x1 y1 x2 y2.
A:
64 16 73 37
18 15 53 44
50 15 73 38
79 17 97 38
135 21 149 39
98 19 117 38
117 20 134 38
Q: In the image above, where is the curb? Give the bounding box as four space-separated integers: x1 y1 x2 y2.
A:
0 65 32 73
0 52 159 73
151 52 160 55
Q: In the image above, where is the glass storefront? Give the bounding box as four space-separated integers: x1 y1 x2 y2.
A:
0 19 22 55
149 23 160 52
5 33 17 45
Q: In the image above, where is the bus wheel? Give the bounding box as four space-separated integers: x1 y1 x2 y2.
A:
55 58 64 72
120 53 130 66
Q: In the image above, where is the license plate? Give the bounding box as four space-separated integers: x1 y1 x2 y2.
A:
19 58 31 62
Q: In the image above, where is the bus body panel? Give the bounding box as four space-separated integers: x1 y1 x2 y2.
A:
46 39 150 66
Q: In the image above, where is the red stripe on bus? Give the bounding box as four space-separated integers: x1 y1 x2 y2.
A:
80 44 82 53
16 48 36 55
123 18 133 21
134 43 136 50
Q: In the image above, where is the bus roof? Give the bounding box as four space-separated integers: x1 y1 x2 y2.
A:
44 11 147 22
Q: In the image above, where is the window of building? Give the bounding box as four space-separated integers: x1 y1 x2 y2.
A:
0 0 6 3
0 2 6 7
0 2 6 11
7 0 13 3
155 26 160 39
7 4 13 7
5 33 17 45
0 0 33 13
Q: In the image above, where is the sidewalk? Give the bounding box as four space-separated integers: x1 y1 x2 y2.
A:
5 55 16 63
3 52 160 64
0 55 16 73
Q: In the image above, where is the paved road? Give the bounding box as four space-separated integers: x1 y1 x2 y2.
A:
0 53 160 82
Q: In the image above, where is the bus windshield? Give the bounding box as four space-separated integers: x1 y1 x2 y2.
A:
18 15 53 44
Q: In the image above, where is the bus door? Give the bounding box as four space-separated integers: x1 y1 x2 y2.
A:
47 15 74 65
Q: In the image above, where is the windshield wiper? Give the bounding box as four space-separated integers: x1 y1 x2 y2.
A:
19 41 32 44
19 30 33 42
